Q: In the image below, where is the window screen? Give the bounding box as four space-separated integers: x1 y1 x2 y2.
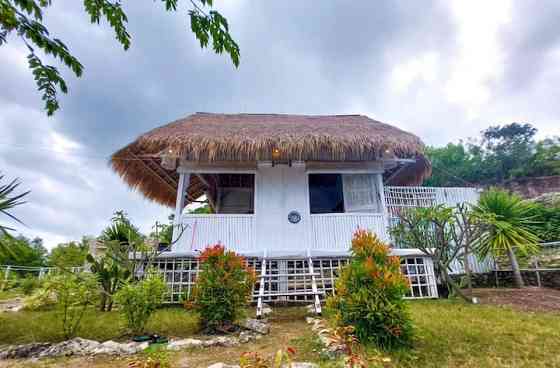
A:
309 174 344 214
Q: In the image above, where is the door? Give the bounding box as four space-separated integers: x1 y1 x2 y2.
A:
255 164 308 255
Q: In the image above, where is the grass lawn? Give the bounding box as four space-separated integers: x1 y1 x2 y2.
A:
0 307 200 345
1 298 559 367
291 300 560 368
387 300 560 367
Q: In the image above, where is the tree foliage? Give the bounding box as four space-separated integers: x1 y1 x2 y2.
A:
425 123 559 186
48 238 90 268
471 189 540 288
529 197 560 243
390 204 481 301
0 234 46 267
0 0 239 116
44 272 99 339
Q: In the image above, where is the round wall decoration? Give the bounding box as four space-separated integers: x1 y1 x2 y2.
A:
287 211 301 224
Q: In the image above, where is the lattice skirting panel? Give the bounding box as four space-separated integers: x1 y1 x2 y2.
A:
148 255 438 304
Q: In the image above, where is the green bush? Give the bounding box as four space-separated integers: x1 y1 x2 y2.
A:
189 244 255 333
20 275 41 295
114 269 167 335
326 229 413 350
44 272 99 338
23 287 57 310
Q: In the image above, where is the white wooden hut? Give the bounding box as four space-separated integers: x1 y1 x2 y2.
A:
111 113 485 308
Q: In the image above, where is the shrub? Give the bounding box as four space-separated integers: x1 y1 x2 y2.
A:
190 244 255 333
23 287 57 310
44 272 99 338
20 275 41 295
114 269 167 335
326 229 413 350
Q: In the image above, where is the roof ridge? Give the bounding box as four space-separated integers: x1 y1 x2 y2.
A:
194 112 364 117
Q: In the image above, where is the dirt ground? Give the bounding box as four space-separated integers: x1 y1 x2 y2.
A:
473 287 560 313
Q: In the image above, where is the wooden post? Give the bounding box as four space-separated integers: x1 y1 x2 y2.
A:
172 172 191 244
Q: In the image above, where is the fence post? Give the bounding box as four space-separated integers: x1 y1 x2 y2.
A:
533 258 542 288
2 266 11 290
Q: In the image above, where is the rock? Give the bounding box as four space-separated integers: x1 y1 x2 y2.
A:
305 304 317 314
167 338 204 351
207 363 240 368
208 336 239 347
92 340 137 355
240 318 270 335
135 341 151 352
0 298 24 313
39 338 101 358
238 331 254 344
0 343 52 360
261 303 273 316
305 317 314 324
283 363 319 368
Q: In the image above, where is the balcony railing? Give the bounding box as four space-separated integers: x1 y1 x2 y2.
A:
309 213 388 251
176 214 255 253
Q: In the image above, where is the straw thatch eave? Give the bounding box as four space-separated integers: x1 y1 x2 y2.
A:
111 113 432 207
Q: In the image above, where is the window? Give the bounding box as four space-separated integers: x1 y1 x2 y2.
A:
193 173 255 214
216 174 254 214
308 173 382 214
309 174 344 214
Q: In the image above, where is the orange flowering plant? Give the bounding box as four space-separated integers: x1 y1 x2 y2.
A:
326 229 413 349
188 244 256 332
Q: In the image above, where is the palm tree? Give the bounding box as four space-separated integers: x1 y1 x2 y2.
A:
472 188 540 288
0 174 29 234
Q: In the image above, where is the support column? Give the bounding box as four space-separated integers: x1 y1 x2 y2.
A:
375 172 390 242
172 172 191 244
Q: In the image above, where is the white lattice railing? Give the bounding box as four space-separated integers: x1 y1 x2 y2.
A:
384 186 480 216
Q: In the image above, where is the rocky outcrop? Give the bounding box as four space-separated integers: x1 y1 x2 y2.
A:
0 343 51 359
0 338 149 360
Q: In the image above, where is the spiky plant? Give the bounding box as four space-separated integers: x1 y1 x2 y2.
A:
0 174 30 234
472 188 540 288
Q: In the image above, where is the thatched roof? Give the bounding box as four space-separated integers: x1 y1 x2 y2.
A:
111 113 431 207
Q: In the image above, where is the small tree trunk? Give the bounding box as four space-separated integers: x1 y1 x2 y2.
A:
99 293 107 312
507 248 525 288
463 246 473 296
441 268 472 303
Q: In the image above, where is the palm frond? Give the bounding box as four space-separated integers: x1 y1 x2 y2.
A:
0 174 30 233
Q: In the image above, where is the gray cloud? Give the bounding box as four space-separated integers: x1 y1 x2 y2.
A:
1 1 559 248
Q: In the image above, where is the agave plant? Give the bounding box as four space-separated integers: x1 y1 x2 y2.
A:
472 188 540 288
0 174 30 234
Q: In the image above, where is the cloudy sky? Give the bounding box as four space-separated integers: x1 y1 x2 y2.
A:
1 0 559 249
